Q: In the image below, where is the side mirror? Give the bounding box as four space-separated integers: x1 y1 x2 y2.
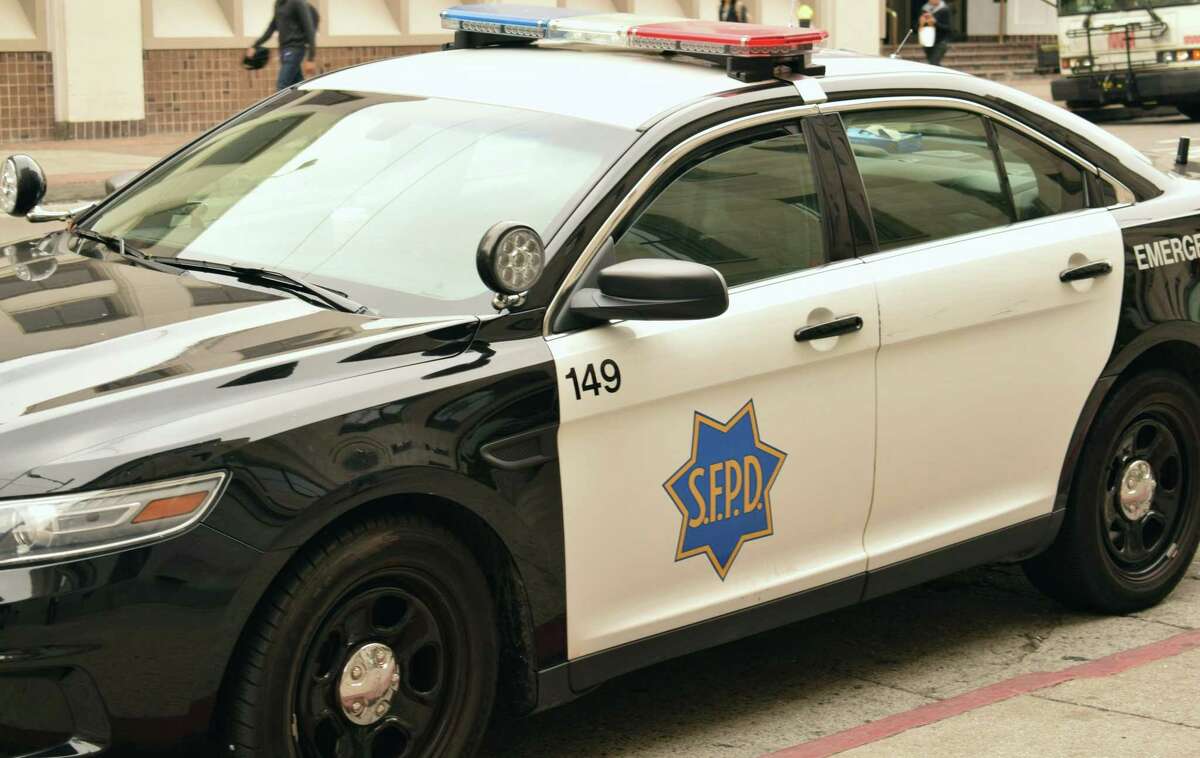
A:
569 259 729 322
1 155 47 218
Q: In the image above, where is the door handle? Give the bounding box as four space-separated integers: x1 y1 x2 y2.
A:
1059 260 1112 283
794 315 864 342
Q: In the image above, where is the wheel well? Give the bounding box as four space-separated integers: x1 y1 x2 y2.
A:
1040 339 1200 552
1116 340 1200 388
212 493 539 740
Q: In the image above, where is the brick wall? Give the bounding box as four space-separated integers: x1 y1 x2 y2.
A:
143 46 439 135
0 52 54 142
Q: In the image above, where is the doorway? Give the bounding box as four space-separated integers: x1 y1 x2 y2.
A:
887 0 968 43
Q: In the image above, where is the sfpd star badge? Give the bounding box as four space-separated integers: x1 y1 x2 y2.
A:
663 400 787 580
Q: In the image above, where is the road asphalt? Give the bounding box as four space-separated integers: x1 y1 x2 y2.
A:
1 75 1199 758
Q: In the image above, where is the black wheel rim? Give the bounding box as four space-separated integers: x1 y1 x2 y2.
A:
295 574 458 758
1100 411 1192 580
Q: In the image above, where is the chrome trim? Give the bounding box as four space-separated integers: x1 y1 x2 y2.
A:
1100 169 1137 206
851 207 1113 266
544 103 820 336
817 95 1102 174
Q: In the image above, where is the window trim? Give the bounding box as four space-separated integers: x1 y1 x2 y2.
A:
544 103 829 336
851 205 1114 266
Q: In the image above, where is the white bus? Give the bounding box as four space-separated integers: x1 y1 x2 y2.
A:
1053 0 1200 118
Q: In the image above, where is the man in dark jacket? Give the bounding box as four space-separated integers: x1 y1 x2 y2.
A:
920 0 952 66
247 0 320 91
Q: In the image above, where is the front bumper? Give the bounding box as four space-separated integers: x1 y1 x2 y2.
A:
1052 68 1200 106
0 523 286 756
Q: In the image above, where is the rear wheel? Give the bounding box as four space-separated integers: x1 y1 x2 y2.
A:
227 514 498 757
1024 371 1200 613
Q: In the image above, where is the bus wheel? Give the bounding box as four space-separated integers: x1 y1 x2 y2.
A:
1177 103 1200 121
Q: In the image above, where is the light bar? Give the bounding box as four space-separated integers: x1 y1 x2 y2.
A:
440 5 828 58
440 4 589 38
548 13 682 47
630 21 827 57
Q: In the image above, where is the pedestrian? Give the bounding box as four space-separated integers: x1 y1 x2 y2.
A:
246 0 320 91
920 0 952 67
719 0 749 23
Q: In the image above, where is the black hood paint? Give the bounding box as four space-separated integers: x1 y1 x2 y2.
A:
0 233 481 497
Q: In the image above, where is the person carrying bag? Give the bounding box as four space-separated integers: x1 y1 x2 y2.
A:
919 0 952 66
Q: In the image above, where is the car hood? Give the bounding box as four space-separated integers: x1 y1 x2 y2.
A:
0 234 481 496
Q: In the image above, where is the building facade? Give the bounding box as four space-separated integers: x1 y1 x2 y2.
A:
883 0 1058 44
0 0 887 144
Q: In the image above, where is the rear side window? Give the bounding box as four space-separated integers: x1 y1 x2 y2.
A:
613 128 824 288
843 108 1010 252
994 123 1087 221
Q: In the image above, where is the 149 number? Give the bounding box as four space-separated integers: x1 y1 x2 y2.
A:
565 359 621 400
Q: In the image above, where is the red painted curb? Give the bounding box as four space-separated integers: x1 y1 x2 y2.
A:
765 627 1200 758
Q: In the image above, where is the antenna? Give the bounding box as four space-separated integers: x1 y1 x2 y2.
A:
890 28 914 59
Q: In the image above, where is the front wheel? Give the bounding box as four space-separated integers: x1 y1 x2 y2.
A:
1024 371 1200 613
227 514 498 757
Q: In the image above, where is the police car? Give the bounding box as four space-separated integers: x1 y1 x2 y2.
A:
1 6 1199 757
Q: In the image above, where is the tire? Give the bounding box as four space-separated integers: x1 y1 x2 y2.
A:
1178 103 1200 121
1024 371 1200 613
227 514 498 758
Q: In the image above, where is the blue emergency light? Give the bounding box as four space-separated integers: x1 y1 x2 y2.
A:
441 4 590 38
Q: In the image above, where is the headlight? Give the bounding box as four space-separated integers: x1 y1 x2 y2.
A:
0 472 227 567
0 158 18 215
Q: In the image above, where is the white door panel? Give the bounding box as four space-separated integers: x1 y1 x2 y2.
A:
864 209 1124 568
551 262 878 659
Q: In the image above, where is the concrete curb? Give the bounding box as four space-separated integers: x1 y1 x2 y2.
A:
45 180 107 203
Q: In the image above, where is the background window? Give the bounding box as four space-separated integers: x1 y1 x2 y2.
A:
844 108 1010 251
994 123 1087 221
613 130 824 288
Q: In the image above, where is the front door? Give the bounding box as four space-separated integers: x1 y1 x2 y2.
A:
547 121 879 660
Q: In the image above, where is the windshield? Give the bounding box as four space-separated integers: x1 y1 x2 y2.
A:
84 89 634 316
1059 0 1200 15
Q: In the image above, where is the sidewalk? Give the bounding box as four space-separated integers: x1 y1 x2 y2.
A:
769 627 1200 757
0 132 195 202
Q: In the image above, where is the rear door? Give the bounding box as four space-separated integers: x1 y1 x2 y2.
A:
833 102 1124 573
547 117 879 661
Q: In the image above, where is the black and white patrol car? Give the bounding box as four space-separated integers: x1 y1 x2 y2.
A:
2 7 1199 757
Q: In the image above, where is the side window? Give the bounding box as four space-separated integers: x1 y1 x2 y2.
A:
613 128 824 288
843 108 1010 252
993 123 1087 221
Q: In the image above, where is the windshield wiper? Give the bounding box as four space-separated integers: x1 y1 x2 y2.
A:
169 257 372 315
70 229 370 314
71 228 187 275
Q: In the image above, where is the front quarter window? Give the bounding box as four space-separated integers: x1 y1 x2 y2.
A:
85 90 633 316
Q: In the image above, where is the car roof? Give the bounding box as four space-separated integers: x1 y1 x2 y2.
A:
304 46 944 130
